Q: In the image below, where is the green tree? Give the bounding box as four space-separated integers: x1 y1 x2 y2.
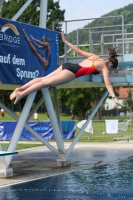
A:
57 88 92 119
57 87 108 120
0 0 65 30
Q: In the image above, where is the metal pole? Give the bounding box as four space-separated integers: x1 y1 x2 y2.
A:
5 92 36 167
53 88 62 134
11 0 33 21
0 0 5 11
112 35 115 46
101 34 104 55
77 29 79 48
121 15 124 60
64 21 67 63
66 90 109 158
42 88 65 158
39 0 48 28
89 30 93 53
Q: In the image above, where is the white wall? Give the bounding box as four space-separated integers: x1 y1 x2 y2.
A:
104 97 123 110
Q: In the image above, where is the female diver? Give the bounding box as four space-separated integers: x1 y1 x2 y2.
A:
10 31 125 106
22 29 54 71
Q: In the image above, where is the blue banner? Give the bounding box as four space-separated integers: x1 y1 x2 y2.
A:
0 18 59 85
0 121 76 140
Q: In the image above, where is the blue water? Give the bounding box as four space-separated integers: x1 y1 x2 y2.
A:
0 159 133 200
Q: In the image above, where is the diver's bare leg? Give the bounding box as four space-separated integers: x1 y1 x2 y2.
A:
10 66 63 100
10 77 43 100
14 70 75 104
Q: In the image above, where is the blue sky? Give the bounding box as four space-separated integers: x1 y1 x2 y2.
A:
59 0 133 20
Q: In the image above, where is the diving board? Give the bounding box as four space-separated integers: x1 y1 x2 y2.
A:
0 151 18 157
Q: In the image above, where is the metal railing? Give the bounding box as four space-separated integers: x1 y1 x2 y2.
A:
53 17 133 62
76 119 133 142
53 16 126 59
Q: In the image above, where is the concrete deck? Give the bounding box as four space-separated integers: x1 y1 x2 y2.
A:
0 141 133 187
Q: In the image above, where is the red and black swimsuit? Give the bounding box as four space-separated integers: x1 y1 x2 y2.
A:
62 57 100 78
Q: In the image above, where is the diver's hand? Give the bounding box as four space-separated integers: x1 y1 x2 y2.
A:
61 31 67 43
113 97 125 107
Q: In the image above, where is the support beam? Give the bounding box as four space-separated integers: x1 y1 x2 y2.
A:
66 90 109 158
39 0 48 28
0 0 5 11
5 92 36 167
11 0 33 21
42 88 66 160
53 88 62 134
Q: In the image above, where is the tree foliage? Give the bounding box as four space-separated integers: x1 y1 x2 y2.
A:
57 87 108 120
0 0 65 29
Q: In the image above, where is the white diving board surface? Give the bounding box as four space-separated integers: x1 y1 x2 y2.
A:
0 151 18 156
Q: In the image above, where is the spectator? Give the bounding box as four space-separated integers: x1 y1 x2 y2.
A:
1 108 5 117
70 110 74 120
34 111 38 122
86 110 90 119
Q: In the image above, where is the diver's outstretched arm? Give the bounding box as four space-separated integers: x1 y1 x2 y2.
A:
61 31 96 58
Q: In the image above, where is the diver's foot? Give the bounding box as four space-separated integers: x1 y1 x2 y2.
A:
14 92 22 105
10 88 20 100
10 92 17 100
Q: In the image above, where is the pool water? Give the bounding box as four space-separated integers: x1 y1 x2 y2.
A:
0 159 133 200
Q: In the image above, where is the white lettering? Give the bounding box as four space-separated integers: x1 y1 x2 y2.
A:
4 34 8 41
0 54 10 64
0 34 3 40
0 56 3 63
16 68 39 80
0 33 20 44
12 55 25 66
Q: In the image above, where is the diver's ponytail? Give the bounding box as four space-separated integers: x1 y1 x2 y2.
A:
108 44 119 58
108 45 119 69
